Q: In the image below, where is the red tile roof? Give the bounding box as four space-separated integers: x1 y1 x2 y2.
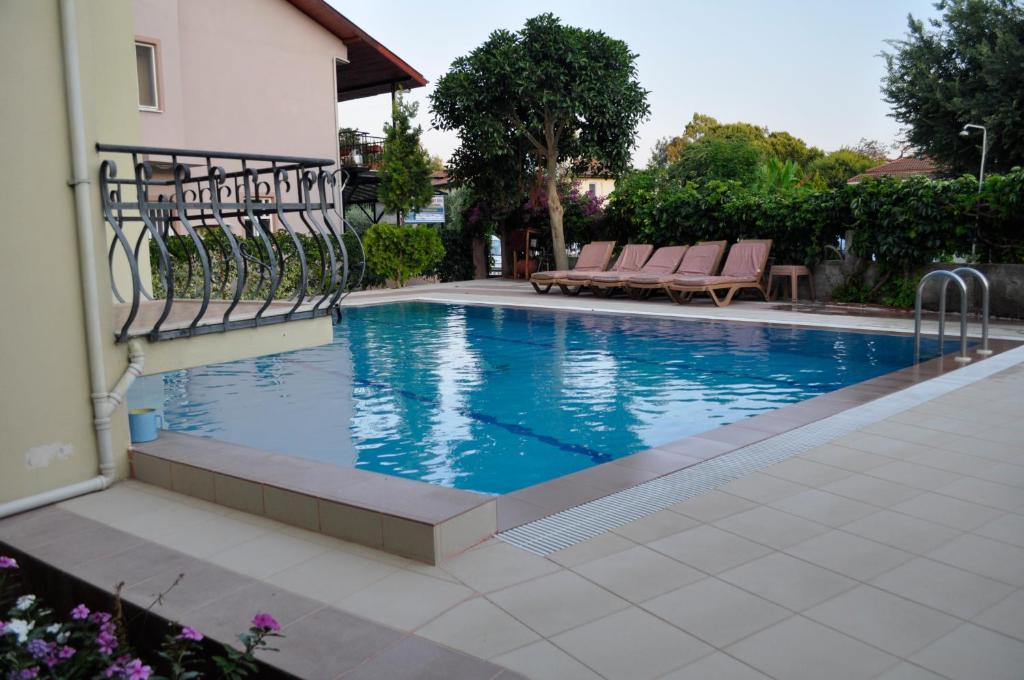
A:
847 156 940 184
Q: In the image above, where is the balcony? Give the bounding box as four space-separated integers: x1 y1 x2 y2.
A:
338 130 385 169
98 144 366 343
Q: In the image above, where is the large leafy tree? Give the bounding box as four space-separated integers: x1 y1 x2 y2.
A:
430 13 649 269
882 0 1024 174
378 93 434 226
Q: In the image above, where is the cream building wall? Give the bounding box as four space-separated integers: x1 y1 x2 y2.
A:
579 177 617 200
0 0 139 505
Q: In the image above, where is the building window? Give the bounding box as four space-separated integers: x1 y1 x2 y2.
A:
588 183 597 196
135 41 159 110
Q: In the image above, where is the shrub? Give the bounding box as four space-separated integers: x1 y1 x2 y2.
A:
364 223 445 287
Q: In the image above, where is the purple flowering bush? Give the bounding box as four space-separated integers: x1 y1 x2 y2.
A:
0 556 282 679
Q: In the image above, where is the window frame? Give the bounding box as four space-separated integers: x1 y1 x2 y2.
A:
135 39 161 112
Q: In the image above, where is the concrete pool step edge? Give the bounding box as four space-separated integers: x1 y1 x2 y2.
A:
129 433 496 565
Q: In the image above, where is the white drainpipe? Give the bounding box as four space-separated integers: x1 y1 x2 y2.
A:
0 0 145 519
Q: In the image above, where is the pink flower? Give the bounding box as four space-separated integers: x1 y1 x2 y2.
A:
177 626 203 641
58 646 75 660
0 556 17 569
122 659 152 680
96 630 118 655
91 611 112 625
70 604 90 620
251 612 280 632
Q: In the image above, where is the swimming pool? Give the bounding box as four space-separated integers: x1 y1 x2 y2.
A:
129 302 950 494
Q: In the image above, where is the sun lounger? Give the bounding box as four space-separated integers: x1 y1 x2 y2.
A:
530 241 615 294
557 243 653 296
589 245 688 297
624 241 727 298
665 239 773 306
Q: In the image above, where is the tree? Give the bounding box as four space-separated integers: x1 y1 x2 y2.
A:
378 93 434 225
806 148 877 188
431 13 649 269
882 0 1024 174
428 154 446 173
670 135 767 184
850 138 893 163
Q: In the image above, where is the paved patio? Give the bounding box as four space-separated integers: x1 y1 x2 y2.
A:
2 285 1023 678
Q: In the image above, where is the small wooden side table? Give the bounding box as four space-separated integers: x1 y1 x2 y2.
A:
768 265 815 302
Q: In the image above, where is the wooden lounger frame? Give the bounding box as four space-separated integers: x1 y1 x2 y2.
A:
665 239 773 307
624 241 727 300
530 241 615 294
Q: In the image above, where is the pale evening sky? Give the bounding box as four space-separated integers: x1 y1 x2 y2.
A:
332 0 939 166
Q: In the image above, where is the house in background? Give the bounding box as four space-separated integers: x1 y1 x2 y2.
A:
847 155 940 184
0 0 424 518
573 160 617 199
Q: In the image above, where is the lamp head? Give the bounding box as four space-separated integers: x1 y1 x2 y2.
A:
959 129 971 137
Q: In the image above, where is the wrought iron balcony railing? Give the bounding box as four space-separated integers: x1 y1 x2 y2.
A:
338 131 385 169
97 144 366 342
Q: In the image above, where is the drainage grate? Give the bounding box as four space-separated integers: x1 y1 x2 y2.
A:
499 347 1024 556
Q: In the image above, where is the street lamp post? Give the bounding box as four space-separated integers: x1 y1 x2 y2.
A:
959 123 988 193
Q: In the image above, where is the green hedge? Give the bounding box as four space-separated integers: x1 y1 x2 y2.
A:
364 223 445 286
605 167 1024 272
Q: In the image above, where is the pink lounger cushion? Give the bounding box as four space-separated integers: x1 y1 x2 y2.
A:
565 244 652 281
669 241 770 286
670 274 760 286
531 241 614 281
532 270 571 280
676 243 725 276
627 272 675 285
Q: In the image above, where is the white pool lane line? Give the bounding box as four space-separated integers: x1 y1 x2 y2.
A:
498 344 1024 556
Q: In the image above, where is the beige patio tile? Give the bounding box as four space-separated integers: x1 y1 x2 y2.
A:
973 589 1024 641
926 533 1024 587
842 509 961 554
718 552 856 611
727 616 899 680
769 489 876 527
761 457 852 486
933 434 1023 463
548 531 635 568
866 461 963 491
488 570 629 636
551 607 714 680
155 514 270 558
799 443 893 472
873 662 947 680
264 549 395 604
611 509 699 543
336 570 473 630
804 585 960 656
974 512 1024 548
643 577 790 648
713 506 829 550
785 529 914 581
907 447 998 475
418 597 540 659
870 557 1015 619
648 524 773 574
934 477 1024 512
718 473 808 504
492 639 602 680
910 624 1024 680
573 545 703 603
668 490 757 523
974 462 1024 488
891 492 1004 531
659 652 771 679
821 474 923 507
205 531 328 579
442 540 559 593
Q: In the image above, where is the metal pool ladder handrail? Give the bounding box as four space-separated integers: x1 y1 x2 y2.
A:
950 266 992 356
914 270 970 364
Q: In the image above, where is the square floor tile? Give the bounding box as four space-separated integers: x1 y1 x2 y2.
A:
669 491 757 523
492 640 602 680
769 490 876 527
866 462 962 491
935 477 1024 512
205 531 327 579
649 525 773 574
718 473 808 504
574 545 703 603
643 577 790 648
264 549 396 604
418 597 540 659
822 474 922 507
548 532 635 568
343 635 505 680
551 607 713 680
800 444 893 472
442 541 559 593
270 606 403 678
842 510 961 554
785 530 913 581
892 492 1003 531
874 662 946 680
762 458 853 486
870 557 1015 619
714 506 829 550
660 652 770 679
337 570 474 630
910 624 1024 680
488 570 629 636
926 533 1024 587
975 462 1024 489
973 589 1024 641
719 552 856 611
804 585 960 656
612 510 699 543
727 616 898 680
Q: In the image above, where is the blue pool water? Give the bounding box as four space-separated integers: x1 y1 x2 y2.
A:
130 302 949 494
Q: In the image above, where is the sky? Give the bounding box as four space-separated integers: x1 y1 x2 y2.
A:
333 0 939 166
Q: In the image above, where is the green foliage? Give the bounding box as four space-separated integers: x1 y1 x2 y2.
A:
379 93 434 225
669 134 768 184
806 148 877 189
430 13 649 268
364 223 445 286
433 187 485 282
755 158 803 194
882 0 1024 174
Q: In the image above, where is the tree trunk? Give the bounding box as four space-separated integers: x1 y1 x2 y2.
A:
546 154 567 270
